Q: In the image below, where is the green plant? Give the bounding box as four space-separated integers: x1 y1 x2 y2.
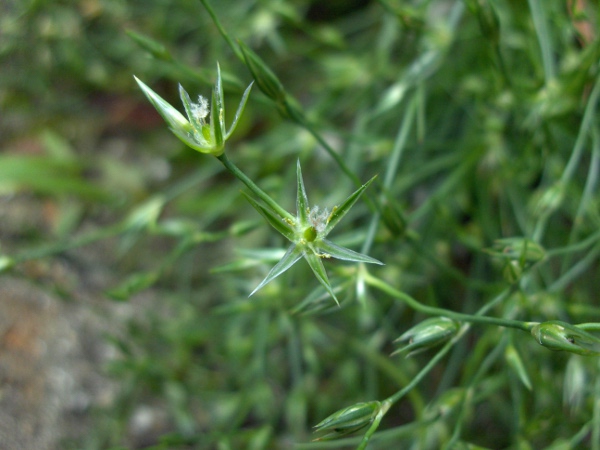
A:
3 0 600 449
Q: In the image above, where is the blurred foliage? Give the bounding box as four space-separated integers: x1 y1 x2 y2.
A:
2 0 600 449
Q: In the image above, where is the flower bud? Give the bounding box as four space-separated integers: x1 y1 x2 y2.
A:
502 260 522 284
239 41 286 103
488 237 546 264
531 321 600 356
393 317 460 357
313 401 381 441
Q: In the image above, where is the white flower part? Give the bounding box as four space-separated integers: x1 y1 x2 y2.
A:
191 95 209 123
308 205 329 234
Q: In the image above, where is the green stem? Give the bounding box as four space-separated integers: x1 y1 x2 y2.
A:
577 323 600 332
387 325 469 408
198 0 242 60
443 334 508 449
14 222 127 264
353 284 523 449
357 401 392 450
363 272 534 332
593 366 600 450
295 115 363 187
217 153 294 221
527 0 555 82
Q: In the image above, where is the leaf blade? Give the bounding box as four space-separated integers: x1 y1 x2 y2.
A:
318 239 383 265
250 244 303 296
324 175 377 236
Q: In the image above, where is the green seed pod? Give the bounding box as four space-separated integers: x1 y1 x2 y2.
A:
303 226 318 242
239 41 286 103
393 317 460 357
313 401 381 441
489 237 546 264
531 321 600 356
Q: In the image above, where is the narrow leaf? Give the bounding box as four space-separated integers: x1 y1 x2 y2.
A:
318 239 383 265
134 76 190 131
304 251 339 304
296 159 310 225
225 81 254 139
126 29 172 61
178 84 205 138
324 175 377 236
505 345 532 391
250 244 303 296
241 191 295 241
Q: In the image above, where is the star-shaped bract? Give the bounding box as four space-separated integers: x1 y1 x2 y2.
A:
243 160 383 303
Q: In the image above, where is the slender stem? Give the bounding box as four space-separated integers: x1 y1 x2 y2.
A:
385 324 469 409
217 153 294 221
357 401 392 450
14 222 127 264
198 0 242 60
354 283 524 449
361 94 417 256
363 272 534 332
444 335 508 449
593 361 600 450
546 227 600 257
577 323 600 332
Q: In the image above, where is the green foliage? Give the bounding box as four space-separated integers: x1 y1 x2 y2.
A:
3 0 600 449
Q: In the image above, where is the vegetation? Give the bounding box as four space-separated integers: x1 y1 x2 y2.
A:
2 0 600 448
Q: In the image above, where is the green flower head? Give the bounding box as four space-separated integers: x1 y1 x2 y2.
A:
134 63 253 156
244 160 383 304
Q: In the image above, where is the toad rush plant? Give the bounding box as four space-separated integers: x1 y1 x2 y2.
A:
134 60 600 449
134 66 382 304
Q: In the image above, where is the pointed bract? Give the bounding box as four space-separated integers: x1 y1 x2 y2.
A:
135 76 190 132
324 175 377 236
304 251 339 304
296 160 310 225
250 244 303 296
318 239 383 265
225 81 254 139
